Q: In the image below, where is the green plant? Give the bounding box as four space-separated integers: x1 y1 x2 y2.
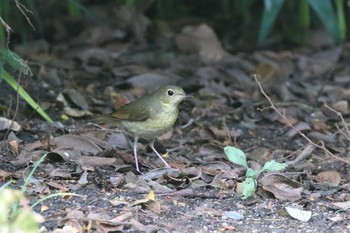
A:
0 48 53 123
67 0 82 17
0 0 11 45
124 0 135 8
0 188 42 233
258 0 346 45
224 146 286 199
2 153 82 232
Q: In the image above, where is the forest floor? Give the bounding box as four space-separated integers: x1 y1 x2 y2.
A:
0 4 350 233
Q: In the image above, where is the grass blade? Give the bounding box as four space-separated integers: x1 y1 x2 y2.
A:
3 71 53 123
308 0 342 43
30 193 84 209
258 0 285 45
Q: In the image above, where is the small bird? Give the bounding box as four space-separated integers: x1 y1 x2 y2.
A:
104 85 191 172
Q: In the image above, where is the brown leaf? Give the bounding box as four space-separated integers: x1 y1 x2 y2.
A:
285 122 311 138
315 171 341 187
332 201 350 209
141 167 181 180
106 132 130 150
0 117 21 131
47 181 69 192
308 47 342 76
260 173 303 201
127 72 181 90
146 200 161 214
77 156 117 167
331 100 348 114
254 62 280 80
64 88 89 110
49 168 72 179
8 140 19 155
0 169 18 180
52 134 102 155
175 24 229 62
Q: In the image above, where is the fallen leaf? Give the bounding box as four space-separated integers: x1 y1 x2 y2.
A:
285 122 311 138
52 134 102 155
285 206 312 222
8 140 19 155
0 169 18 180
332 201 350 209
0 117 21 131
49 168 72 179
78 170 89 185
64 88 89 110
331 100 348 114
315 171 341 187
107 132 130 149
224 211 244 220
175 23 229 62
41 205 49 212
127 72 181 90
260 173 303 201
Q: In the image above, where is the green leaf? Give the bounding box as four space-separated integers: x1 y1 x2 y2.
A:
258 0 285 45
124 0 135 8
246 168 259 178
3 71 53 123
334 0 346 41
68 0 82 17
308 0 342 43
261 160 286 172
0 48 31 75
0 63 3 82
224 146 248 168
242 177 256 199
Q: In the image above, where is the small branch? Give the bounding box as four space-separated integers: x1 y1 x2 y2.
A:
0 16 12 46
285 144 315 166
14 0 35 30
324 104 350 140
253 74 350 165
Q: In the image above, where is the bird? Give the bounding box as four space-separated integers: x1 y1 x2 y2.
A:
103 85 191 172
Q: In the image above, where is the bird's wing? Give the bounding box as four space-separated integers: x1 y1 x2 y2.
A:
109 101 150 122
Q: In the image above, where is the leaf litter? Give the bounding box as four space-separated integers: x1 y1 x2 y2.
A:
0 5 350 232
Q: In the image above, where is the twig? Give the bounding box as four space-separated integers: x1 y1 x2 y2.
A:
285 144 315 166
324 104 350 141
0 16 12 47
222 116 233 145
14 0 35 30
253 74 350 165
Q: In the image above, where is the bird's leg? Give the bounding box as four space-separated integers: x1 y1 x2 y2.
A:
149 140 171 168
133 137 140 172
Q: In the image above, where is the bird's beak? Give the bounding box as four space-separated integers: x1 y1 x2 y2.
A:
182 93 193 98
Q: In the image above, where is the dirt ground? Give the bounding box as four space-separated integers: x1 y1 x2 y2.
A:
1 3 350 233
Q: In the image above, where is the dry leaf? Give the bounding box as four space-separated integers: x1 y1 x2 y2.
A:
175 23 228 62
332 201 350 209
52 134 102 155
315 171 341 187
0 117 21 131
260 173 303 201
285 207 312 222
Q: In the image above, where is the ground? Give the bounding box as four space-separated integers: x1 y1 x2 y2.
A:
0 4 350 233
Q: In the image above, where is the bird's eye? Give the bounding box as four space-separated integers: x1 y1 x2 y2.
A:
167 89 174 96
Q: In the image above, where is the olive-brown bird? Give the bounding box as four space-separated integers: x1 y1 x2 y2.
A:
104 85 190 172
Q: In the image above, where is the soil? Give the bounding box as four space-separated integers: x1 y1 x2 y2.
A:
0 3 350 233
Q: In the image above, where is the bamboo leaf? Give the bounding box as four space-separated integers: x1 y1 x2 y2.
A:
258 0 285 45
308 0 342 43
3 71 53 123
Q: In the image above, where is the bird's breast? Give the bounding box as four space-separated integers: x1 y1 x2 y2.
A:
119 107 179 140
